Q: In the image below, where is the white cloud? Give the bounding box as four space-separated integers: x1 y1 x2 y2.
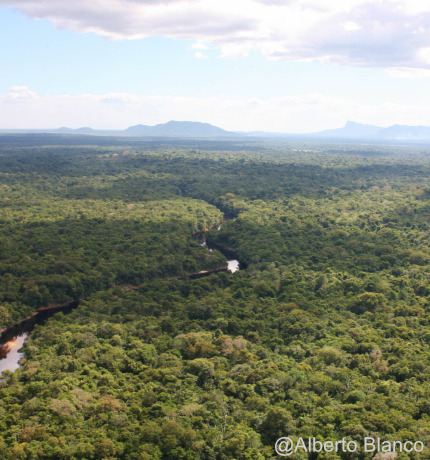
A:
7 86 36 99
385 67 430 79
191 42 209 50
3 0 430 69
342 21 362 31
2 87 430 132
194 51 208 59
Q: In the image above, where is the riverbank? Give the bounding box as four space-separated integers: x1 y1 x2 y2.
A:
0 299 81 342
0 220 244 374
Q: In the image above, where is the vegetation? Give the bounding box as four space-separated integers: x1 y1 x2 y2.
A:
0 135 430 459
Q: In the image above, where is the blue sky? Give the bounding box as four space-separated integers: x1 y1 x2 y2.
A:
2 0 430 132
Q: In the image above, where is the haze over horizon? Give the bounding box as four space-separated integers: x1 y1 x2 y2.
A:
2 0 430 132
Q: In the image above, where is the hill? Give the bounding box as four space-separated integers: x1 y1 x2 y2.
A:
123 120 235 137
314 121 430 141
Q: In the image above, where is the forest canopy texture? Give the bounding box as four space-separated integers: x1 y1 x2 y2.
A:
0 135 430 459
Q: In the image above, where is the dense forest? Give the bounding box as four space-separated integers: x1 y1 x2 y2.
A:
0 134 430 459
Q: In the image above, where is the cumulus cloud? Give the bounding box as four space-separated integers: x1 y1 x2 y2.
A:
2 87 430 132
3 0 430 69
386 67 430 79
194 51 208 59
7 86 36 99
190 42 209 50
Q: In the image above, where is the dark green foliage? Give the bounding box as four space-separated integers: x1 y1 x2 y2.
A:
1 137 430 458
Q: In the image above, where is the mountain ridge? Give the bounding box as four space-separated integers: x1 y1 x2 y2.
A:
123 120 235 137
313 121 430 140
4 120 430 142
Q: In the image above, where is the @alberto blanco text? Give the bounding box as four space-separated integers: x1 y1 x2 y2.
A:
275 437 425 456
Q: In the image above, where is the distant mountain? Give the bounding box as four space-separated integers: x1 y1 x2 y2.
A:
74 127 96 134
124 120 235 137
314 121 383 138
244 121 389 139
55 127 74 133
377 124 430 140
8 120 430 143
54 126 109 135
311 121 430 141
50 121 234 138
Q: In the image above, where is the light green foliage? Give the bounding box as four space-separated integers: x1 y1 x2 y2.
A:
0 137 430 458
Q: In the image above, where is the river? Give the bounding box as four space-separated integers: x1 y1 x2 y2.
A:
0 334 27 374
200 240 240 273
0 300 81 375
0 223 242 376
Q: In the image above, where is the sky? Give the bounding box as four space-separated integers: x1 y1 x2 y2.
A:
2 0 430 132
